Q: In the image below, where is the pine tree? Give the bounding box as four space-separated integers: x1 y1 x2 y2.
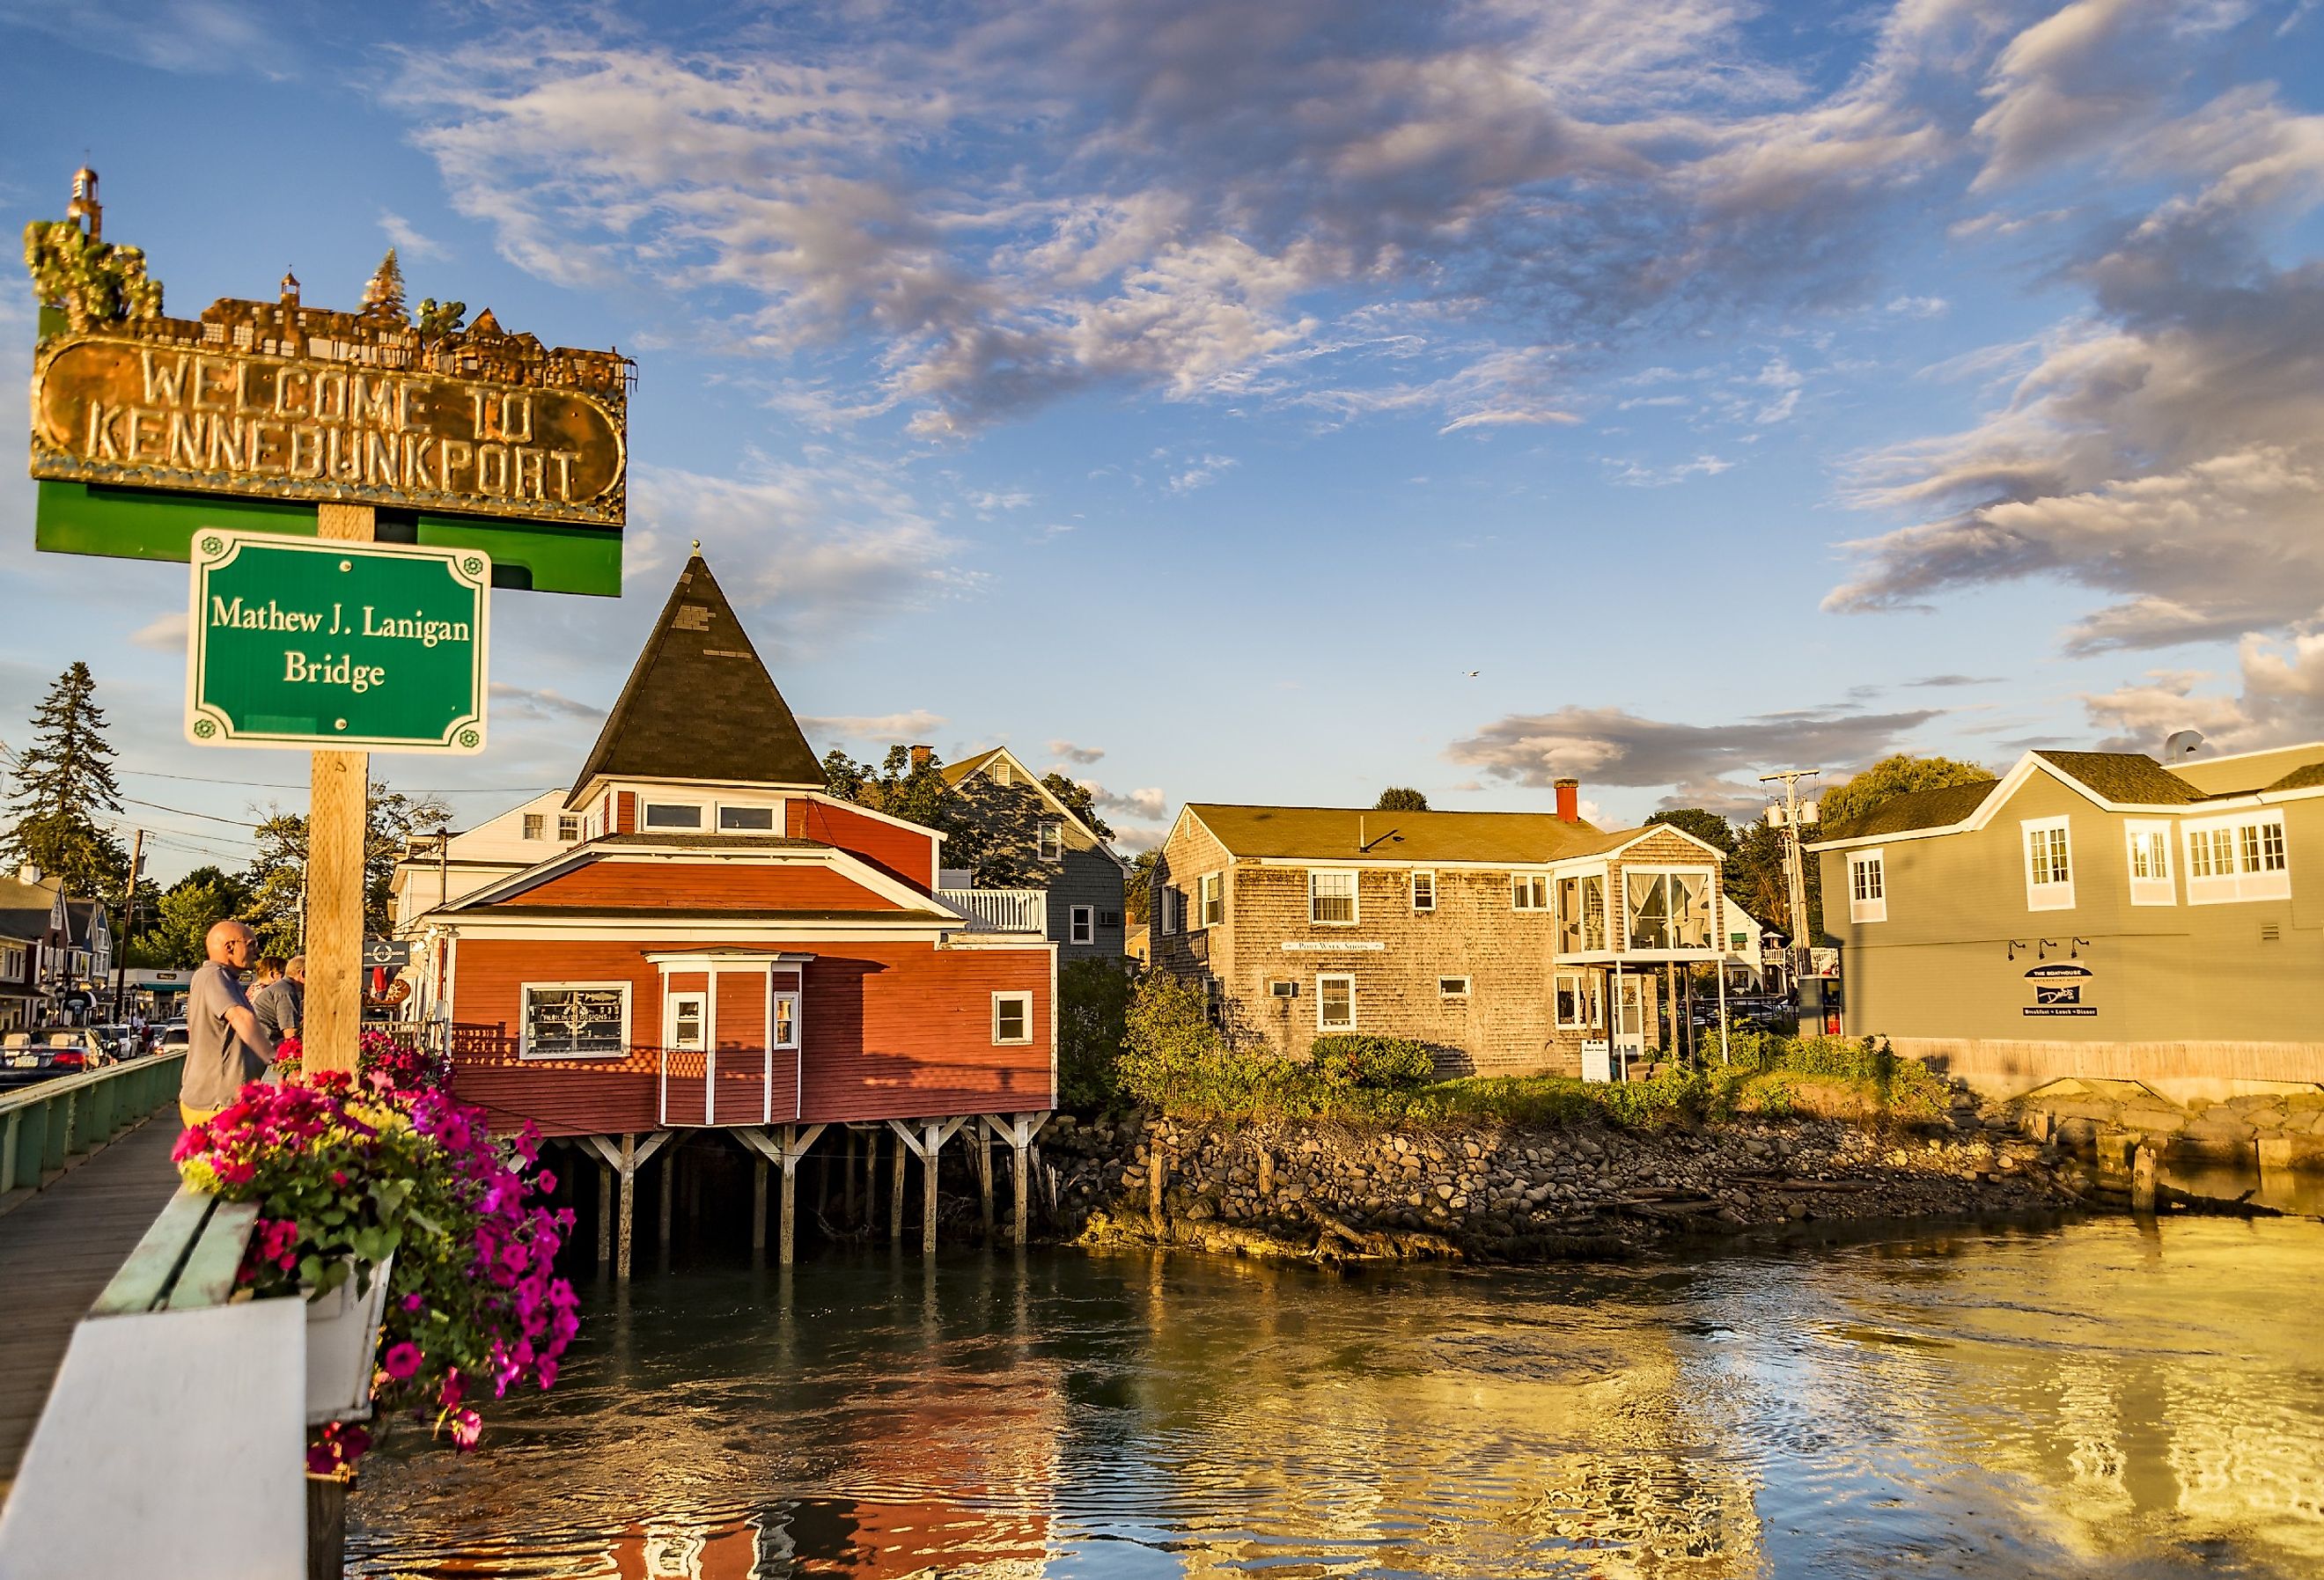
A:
364 248 408 320
5 662 129 902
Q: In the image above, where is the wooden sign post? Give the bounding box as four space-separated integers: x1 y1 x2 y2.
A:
306 503 371 1078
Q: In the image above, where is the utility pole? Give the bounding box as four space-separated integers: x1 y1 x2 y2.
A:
1757 769 1820 1003
110 828 143 1025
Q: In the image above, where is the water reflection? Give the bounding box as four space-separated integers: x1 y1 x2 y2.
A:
349 1219 2324 1578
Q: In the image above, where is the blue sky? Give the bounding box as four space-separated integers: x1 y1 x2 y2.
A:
5 0 2324 881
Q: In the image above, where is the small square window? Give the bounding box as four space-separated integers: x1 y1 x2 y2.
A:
644 802 704 831
718 805 776 831
1411 871 1436 912
523 813 546 839
772 990 801 1051
1512 874 1548 911
1438 976 1470 997
1070 905 1095 945
992 991 1033 1045
1099 909 1122 928
557 815 581 841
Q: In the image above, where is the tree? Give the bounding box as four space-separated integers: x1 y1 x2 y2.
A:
1724 819 1828 944
1374 787 1430 812
1645 807 1738 856
130 866 252 968
1819 753 1993 831
24 217 163 330
363 248 406 320
241 782 451 955
4 662 129 903
1041 772 1114 841
821 746 951 828
1057 957 1136 1109
1124 848 1160 926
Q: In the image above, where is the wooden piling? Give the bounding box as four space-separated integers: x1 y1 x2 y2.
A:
597 1163 613 1269
751 1155 769 1255
780 1153 799 1266
977 1126 995 1238
1011 1132 1029 1246
616 1134 635 1282
2131 1143 2158 1211
658 1149 674 1259
890 1134 907 1244
922 1122 940 1257
844 1128 859 1223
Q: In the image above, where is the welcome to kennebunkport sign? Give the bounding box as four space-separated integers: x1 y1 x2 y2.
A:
186 532 489 753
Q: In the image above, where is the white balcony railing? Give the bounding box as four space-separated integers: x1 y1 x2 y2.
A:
938 887 1047 933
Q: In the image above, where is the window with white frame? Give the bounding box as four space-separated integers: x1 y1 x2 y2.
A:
1624 870 1715 949
2023 818 2075 910
1512 874 1548 911
992 991 1033 1045
1070 905 1095 945
2183 812 2290 904
1438 976 1470 998
643 801 705 831
522 812 546 839
1554 970 1601 1029
1198 872 1224 928
1849 849 1886 923
2126 820 2175 906
771 989 801 1051
1038 820 1063 862
718 805 776 832
0 943 22 979
1316 974 1356 1031
557 815 582 841
1309 869 1357 924
1411 871 1436 911
522 984 629 1058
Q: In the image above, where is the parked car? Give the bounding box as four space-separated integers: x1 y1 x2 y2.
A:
0 1026 111 1084
152 1022 191 1055
91 1023 143 1060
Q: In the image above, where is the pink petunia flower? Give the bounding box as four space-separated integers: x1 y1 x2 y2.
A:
381 1341 424 1381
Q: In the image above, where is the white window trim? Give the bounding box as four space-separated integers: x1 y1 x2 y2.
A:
2182 811 2291 906
1511 872 1549 911
2124 819 2176 908
1037 820 1063 862
1849 849 1887 924
520 981 632 1061
1554 970 1601 1030
641 799 708 832
991 990 1034 1046
522 813 546 840
2021 816 2076 912
1069 904 1095 945
771 988 802 1052
557 814 582 841
1307 869 1360 926
1438 976 1470 997
1198 872 1224 929
1316 973 1357 1032
666 989 708 1052
1410 871 1437 912
716 802 779 833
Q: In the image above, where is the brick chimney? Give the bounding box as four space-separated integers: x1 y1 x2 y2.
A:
1553 777 1581 824
909 744 933 772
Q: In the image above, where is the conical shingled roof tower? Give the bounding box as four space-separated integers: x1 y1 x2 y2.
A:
566 553 823 805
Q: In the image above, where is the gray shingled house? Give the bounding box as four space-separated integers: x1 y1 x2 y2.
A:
936 746 1129 962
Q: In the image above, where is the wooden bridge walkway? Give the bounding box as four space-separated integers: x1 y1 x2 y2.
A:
0 1117 185 1492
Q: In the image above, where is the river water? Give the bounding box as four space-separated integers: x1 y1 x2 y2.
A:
348 1213 2324 1579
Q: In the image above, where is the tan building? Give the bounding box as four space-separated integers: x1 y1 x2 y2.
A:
1809 743 2324 1099
1149 791 1734 1078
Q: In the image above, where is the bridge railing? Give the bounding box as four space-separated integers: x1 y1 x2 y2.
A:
0 1051 186 1210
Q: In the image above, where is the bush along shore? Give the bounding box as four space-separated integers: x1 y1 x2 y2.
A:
1040 978 2095 1264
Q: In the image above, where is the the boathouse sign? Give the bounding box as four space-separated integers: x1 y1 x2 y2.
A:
33 334 625 527
186 532 489 753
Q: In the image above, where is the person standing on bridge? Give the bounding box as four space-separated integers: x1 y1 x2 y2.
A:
252 952 304 1045
179 919 277 1128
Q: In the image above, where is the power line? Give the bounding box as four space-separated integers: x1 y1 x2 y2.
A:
120 767 560 795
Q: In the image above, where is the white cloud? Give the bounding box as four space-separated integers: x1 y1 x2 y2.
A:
1165 453 1238 494
1047 739 1105 765
378 209 450 262
130 612 188 651
487 682 606 723
798 709 947 745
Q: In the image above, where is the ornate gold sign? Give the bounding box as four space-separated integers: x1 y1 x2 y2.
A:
26 172 630 529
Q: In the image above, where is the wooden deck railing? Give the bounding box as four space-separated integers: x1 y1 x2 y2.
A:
0 1052 187 1213
937 886 1048 933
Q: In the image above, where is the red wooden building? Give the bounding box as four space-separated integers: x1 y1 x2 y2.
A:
395 554 1055 1274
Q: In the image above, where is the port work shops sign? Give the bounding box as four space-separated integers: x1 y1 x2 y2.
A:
186 533 489 753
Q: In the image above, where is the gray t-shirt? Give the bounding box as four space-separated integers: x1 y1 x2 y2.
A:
181 962 270 1110
251 978 303 1043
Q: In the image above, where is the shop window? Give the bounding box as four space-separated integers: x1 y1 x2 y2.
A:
2023 818 2074 911
522 984 629 1058
1316 974 1356 1031
2184 812 2290 905
992 991 1033 1045
1849 850 1886 923
1309 870 1357 925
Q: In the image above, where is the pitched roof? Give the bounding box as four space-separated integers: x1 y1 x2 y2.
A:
941 747 1006 787
2263 761 2324 792
567 555 824 805
1821 779 2000 840
2032 750 2202 805
1185 804 1607 863
0 876 55 943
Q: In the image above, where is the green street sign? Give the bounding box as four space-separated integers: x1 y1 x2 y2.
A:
186 532 489 753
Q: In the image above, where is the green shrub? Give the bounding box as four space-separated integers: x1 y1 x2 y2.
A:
1309 1035 1437 1089
1057 957 1136 1110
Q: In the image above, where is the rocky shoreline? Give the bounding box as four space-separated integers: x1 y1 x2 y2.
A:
1036 1099 2093 1265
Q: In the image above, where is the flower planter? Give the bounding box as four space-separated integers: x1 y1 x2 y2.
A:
305 1253 394 1426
